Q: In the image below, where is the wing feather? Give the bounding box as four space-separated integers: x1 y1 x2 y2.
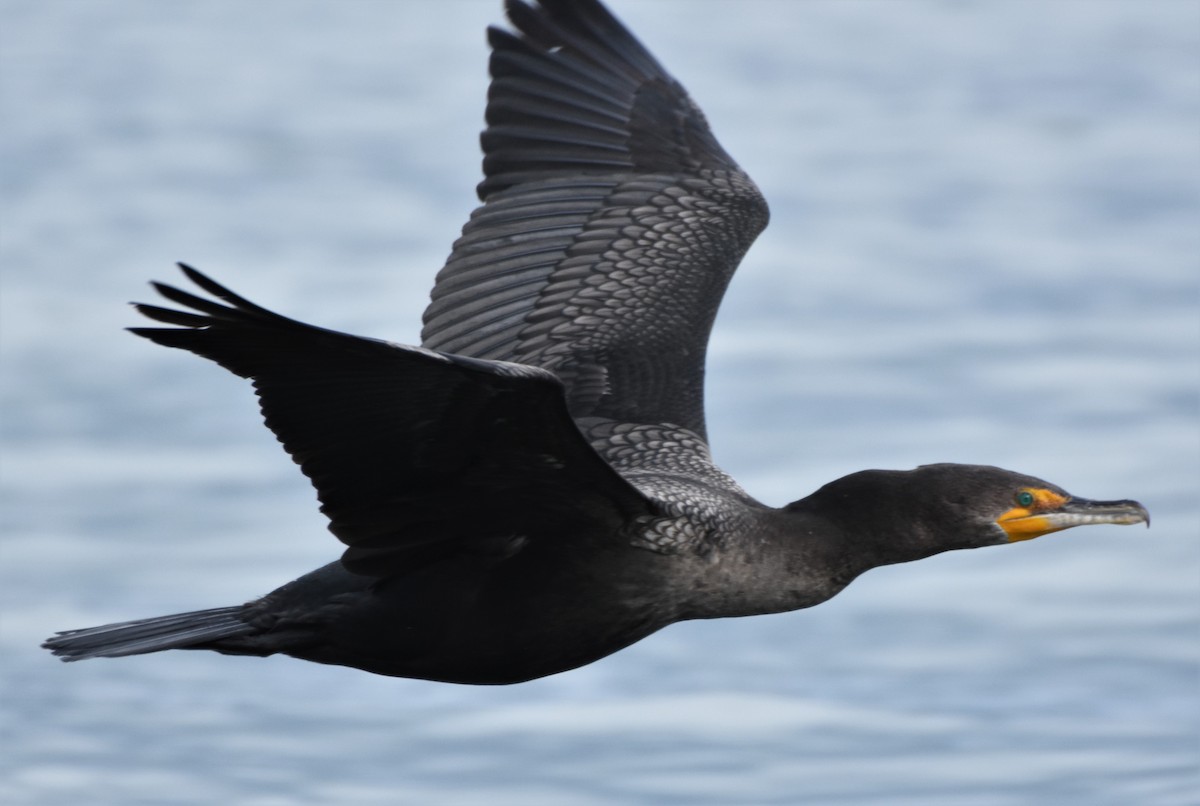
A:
132 264 655 577
421 0 769 441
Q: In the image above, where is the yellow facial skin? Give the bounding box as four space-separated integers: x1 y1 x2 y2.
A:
997 489 1072 542
996 488 1149 542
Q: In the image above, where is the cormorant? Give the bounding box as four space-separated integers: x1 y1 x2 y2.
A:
43 0 1148 685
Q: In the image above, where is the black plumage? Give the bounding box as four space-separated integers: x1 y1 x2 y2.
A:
43 0 1147 685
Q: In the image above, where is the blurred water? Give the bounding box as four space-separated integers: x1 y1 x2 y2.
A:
2 1 1197 804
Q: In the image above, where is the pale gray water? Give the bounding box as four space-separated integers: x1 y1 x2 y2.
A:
2 1 1198 804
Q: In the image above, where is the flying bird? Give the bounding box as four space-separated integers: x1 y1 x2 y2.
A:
43 0 1148 685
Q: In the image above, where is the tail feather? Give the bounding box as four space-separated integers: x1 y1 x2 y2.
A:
43 606 253 661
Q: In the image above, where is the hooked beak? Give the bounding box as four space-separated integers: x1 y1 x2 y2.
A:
998 495 1150 542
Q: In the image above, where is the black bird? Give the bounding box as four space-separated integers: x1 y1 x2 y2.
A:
44 0 1148 685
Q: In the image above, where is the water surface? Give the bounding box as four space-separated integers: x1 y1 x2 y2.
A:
2 1 1197 804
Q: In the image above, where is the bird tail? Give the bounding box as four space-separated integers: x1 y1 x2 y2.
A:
43 606 254 661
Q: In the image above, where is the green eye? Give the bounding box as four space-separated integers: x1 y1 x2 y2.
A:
1016 491 1035 508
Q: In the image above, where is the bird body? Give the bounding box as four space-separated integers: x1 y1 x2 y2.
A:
43 0 1148 685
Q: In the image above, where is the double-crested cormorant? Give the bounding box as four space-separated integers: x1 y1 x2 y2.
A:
43 0 1148 685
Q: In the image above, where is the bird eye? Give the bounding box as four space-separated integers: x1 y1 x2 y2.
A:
1016 490 1035 508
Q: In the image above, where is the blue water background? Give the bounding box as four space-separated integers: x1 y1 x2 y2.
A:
2 1 1198 803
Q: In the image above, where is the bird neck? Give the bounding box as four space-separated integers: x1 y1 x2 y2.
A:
672 506 864 620
781 492 965 576
716 498 973 617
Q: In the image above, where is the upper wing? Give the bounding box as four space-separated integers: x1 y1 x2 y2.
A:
132 265 657 578
420 0 769 441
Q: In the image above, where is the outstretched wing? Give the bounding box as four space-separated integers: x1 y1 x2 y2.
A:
420 0 769 441
132 264 656 577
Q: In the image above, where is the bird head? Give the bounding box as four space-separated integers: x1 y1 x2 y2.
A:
791 463 1149 567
